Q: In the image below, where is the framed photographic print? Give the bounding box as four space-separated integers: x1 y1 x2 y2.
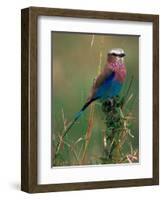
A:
21 7 159 193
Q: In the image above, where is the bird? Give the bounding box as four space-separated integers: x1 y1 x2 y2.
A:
63 48 127 138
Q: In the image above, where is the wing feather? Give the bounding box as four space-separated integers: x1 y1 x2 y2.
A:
87 66 112 101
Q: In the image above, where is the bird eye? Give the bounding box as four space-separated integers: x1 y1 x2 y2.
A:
112 53 117 57
119 53 125 57
108 53 125 57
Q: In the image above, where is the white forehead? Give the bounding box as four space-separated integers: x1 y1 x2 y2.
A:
109 48 125 55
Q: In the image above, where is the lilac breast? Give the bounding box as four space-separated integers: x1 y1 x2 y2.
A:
113 63 126 83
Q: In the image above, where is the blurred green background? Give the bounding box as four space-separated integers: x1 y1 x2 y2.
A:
52 32 139 166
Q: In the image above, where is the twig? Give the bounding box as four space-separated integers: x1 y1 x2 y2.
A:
64 141 80 164
90 35 95 48
80 36 103 164
123 76 134 103
81 103 94 164
61 108 67 131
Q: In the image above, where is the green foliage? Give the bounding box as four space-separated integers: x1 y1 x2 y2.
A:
100 94 138 164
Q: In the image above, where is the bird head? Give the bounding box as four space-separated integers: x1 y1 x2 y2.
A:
107 48 125 64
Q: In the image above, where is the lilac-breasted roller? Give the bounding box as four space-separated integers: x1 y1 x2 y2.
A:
63 48 126 137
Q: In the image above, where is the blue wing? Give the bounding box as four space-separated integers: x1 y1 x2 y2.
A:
94 72 122 100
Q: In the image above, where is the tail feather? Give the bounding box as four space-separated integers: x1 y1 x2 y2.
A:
63 97 99 137
55 97 99 155
63 111 83 138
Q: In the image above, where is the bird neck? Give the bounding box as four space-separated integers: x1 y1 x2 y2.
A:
107 60 126 83
109 60 125 69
